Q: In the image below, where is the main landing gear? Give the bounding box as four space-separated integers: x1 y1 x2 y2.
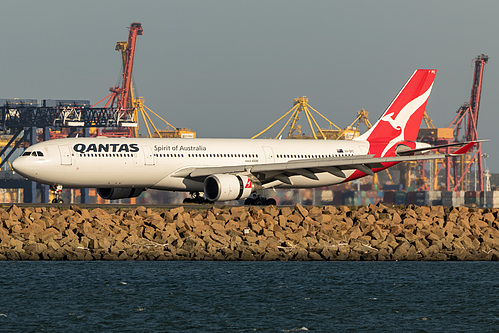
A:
183 192 212 204
51 185 64 203
182 192 277 205
244 194 276 206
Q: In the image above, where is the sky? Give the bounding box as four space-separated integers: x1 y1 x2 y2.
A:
1 1 499 171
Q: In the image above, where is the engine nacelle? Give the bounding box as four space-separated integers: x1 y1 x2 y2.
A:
97 188 145 200
204 174 254 202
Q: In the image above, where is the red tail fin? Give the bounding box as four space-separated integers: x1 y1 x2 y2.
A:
355 69 436 157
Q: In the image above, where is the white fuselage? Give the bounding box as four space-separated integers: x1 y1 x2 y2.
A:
12 137 369 191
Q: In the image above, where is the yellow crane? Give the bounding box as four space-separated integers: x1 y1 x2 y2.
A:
252 96 366 140
423 111 435 129
333 109 373 140
252 95 374 140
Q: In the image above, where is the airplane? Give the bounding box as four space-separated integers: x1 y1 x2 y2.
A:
12 69 477 205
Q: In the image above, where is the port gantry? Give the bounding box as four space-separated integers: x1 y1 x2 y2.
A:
111 29 195 139
418 54 489 192
95 22 143 137
251 96 371 140
0 22 197 203
0 23 145 203
448 54 488 191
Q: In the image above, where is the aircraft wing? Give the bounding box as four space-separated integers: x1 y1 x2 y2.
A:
171 140 479 184
172 153 448 181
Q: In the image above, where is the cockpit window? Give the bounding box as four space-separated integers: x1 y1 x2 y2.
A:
22 151 44 157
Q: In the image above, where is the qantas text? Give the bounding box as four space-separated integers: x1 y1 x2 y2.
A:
73 143 140 153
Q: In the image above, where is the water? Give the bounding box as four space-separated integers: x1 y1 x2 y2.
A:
0 262 497 332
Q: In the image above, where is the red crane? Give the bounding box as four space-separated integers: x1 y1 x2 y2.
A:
111 22 143 110
447 54 488 191
92 22 143 137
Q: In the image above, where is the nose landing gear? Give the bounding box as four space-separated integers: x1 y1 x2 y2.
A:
50 185 64 203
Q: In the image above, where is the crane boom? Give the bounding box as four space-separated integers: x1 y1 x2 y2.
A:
119 22 143 110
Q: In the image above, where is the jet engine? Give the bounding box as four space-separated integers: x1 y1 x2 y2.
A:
97 188 145 200
204 174 254 202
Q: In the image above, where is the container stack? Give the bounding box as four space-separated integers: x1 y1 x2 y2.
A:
482 191 499 208
441 191 466 207
425 191 442 206
465 191 482 207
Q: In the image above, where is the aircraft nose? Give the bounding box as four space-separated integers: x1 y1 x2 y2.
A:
12 157 28 177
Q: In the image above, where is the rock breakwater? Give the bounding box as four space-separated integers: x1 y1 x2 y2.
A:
0 204 498 261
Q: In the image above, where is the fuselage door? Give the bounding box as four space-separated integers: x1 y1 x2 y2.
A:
58 146 72 165
262 146 275 163
142 145 155 166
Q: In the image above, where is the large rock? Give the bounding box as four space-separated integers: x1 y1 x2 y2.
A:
0 204 497 261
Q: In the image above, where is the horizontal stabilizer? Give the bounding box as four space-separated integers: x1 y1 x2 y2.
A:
397 140 485 156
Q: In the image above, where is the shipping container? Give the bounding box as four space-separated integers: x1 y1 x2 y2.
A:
482 191 499 208
406 191 417 204
415 192 426 206
383 191 395 204
319 189 334 205
383 184 403 191
361 197 370 205
443 191 466 207
42 99 91 107
359 183 373 191
343 191 356 206
455 191 465 206
465 191 481 206
332 191 344 206
394 191 407 205
0 98 37 106
425 191 442 206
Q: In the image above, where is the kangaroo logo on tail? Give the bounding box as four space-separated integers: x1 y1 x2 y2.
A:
355 69 436 157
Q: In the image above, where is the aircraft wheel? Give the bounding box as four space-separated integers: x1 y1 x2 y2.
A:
244 197 255 205
265 198 277 206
